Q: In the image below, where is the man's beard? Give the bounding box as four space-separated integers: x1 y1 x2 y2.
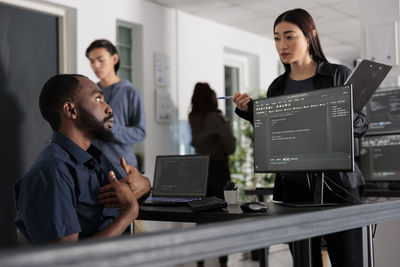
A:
77 106 114 143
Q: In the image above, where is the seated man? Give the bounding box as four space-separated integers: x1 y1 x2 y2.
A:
14 74 151 244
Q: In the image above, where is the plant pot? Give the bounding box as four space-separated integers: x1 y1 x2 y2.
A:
224 190 238 204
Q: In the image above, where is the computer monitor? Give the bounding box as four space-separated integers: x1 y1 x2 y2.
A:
253 85 354 173
363 88 400 136
359 135 400 182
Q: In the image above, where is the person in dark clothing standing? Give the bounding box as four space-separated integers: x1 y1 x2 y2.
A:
189 83 236 200
233 8 368 267
189 82 236 267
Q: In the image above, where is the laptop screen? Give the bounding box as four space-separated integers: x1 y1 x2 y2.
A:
152 155 209 198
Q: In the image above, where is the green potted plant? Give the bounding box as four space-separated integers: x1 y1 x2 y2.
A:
223 180 238 204
228 89 276 202
224 180 237 191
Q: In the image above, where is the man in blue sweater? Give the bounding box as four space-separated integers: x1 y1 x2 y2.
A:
86 39 146 175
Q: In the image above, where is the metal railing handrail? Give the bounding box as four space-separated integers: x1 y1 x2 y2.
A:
2 200 400 267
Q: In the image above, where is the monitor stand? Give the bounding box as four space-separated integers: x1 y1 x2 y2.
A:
277 173 338 208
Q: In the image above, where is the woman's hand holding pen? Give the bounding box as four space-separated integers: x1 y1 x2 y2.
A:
232 92 251 112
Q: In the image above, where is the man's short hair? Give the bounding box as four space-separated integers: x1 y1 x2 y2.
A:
85 39 120 73
39 74 86 131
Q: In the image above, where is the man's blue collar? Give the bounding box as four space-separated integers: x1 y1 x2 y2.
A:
51 131 93 164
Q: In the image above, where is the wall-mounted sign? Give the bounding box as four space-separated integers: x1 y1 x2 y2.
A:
154 52 170 87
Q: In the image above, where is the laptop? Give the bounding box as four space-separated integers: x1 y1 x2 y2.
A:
143 155 210 205
345 59 391 112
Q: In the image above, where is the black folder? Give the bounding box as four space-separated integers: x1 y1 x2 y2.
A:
345 59 392 112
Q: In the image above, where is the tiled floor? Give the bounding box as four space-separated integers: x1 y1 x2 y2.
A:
142 221 293 267
178 244 333 267
178 244 293 267
142 221 331 267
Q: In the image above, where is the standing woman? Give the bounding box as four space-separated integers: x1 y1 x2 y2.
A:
189 82 236 200
189 83 236 267
233 8 368 267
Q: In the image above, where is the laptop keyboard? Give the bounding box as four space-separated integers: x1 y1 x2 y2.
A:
187 196 228 212
149 197 201 202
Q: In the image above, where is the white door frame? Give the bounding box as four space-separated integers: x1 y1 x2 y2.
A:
0 0 77 73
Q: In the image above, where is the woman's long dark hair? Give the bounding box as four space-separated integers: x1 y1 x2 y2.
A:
274 8 327 72
189 82 218 117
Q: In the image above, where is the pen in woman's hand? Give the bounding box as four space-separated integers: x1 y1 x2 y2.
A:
217 96 233 100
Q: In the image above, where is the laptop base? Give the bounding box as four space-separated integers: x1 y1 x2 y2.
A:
143 197 202 206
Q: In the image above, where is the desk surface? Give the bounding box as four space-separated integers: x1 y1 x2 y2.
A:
244 186 400 198
362 189 400 198
139 202 338 223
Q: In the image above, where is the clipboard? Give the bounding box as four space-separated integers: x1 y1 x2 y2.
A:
345 59 392 112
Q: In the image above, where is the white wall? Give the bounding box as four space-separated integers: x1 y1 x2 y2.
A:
45 0 179 180
360 0 399 79
177 11 278 120
40 0 277 182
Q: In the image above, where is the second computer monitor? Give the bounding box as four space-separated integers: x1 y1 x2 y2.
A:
359 135 400 182
253 85 354 173
363 88 400 136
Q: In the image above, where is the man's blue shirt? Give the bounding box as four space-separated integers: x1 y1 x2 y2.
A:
15 132 121 244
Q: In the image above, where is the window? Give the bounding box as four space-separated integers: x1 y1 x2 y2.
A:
225 66 240 131
116 21 144 92
116 25 132 81
224 50 251 149
116 21 145 169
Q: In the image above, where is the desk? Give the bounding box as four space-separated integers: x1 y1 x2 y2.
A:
139 201 341 223
245 187 400 200
362 189 400 198
139 202 341 267
139 203 268 223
